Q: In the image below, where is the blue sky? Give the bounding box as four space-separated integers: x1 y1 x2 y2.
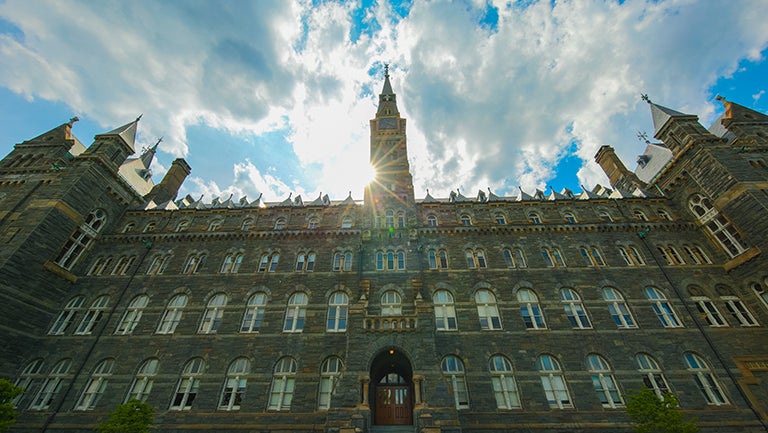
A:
0 0 766 203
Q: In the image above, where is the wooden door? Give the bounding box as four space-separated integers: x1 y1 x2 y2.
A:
374 385 412 425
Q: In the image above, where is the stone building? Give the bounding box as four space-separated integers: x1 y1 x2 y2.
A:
2 72 768 433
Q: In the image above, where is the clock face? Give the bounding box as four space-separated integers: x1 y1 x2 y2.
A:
379 118 398 130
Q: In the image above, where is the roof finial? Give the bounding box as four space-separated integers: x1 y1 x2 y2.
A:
636 131 650 144
136 114 143 122
155 137 163 146
384 63 390 78
68 116 79 126
640 93 652 104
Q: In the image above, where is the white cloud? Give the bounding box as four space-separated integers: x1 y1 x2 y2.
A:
1 0 767 202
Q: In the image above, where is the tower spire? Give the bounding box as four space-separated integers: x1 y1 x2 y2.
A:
377 64 399 117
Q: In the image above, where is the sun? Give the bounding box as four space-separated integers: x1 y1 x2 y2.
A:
349 162 377 188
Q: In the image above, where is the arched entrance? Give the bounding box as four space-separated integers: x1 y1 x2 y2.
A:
370 348 413 425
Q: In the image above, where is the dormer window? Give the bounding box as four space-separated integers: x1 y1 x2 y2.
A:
208 219 222 232
636 154 650 168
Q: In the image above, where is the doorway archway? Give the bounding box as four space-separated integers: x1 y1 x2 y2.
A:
370 348 413 425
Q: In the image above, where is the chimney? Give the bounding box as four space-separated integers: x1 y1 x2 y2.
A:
594 145 645 191
145 158 191 203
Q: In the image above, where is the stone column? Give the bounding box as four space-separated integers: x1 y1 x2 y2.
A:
413 374 425 406
360 376 370 407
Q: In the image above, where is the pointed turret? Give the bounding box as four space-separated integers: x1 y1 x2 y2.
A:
642 95 717 156
140 138 160 169
649 103 695 137
99 115 141 152
84 115 142 168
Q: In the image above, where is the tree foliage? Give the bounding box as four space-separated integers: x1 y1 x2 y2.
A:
0 378 23 432
96 399 154 433
625 388 699 433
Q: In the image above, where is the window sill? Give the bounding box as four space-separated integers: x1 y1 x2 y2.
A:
43 260 77 283
723 246 760 271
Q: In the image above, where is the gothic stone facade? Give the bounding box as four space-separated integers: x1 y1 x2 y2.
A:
2 78 768 433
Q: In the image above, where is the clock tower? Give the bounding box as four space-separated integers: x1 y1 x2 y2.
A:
365 66 415 209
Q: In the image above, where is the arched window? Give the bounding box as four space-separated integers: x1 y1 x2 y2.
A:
683 353 728 405
643 287 681 328
528 212 542 224
170 358 204 410
175 220 189 232
563 212 577 224
433 290 457 331
283 293 308 332
333 251 353 272
75 295 110 335
495 213 507 225
341 216 353 228
692 296 727 327
208 219 223 231
157 294 188 334
259 252 280 272
657 246 685 265
146 253 171 275
326 292 349 332
633 209 648 221
199 293 227 333
428 249 448 270
602 288 636 328
619 246 645 266
475 289 502 330
318 357 343 410
75 358 115 410
385 210 395 228
657 209 673 221
55 209 107 269
219 357 250 411
126 358 159 402
460 214 472 226
14 359 44 407
112 255 136 275
88 256 113 276
268 357 297 410
598 210 613 222
465 249 487 269
537 354 572 409
122 222 136 233
241 218 253 231
502 248 526 268
295 252 316 272
517 289 546 329
541 248 566 267
30 359 72 410
722 295 758 326
441 356 469 409
381 291 402 315
752 281 768 311
376 250 406 271
183 253 207 274
241 292 268 333
489 355 520 409
426 214 438 227
586 354 623 408
143 222 156 233
559 288 591 329
308 217 319 229
115 294 150 335
682 245 712 265
397 211 405 228
689 193 747 257
274 217 287 230
579 246 606 267
49 296 85 335
635 353 670 398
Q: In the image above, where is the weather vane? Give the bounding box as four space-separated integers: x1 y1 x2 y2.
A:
636 131 650 144
640 93 652 104
384 63 389 78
